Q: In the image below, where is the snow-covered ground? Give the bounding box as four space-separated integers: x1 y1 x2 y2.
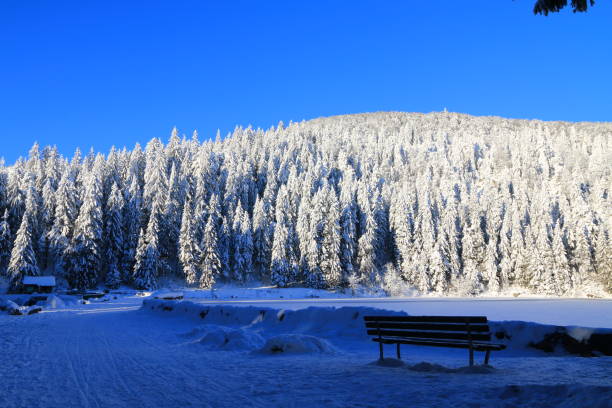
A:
1 291 611 408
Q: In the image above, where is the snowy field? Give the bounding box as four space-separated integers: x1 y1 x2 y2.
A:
1 291 611 408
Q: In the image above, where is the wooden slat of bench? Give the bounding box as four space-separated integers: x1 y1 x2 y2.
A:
366 329 492 342
365 322 490 332
373 337 506 351
364 316 488 324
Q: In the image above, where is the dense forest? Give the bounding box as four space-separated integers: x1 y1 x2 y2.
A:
0 112 610 296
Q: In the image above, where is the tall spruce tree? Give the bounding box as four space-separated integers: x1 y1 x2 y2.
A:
199 216 221 289
7 186 40 289
133 200 163 290
179 195 200 286
0 210 11 273
65 162 104 290
104 183 124 288
320 187 342 288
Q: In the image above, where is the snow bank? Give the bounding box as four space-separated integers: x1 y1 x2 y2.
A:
152 289 184 300
408 362 496 374
143 298 400 340
258 334 338 355
44 295 66 309
142 299 612 356
0 298 43 316
182 325 265 351
0 298 20 313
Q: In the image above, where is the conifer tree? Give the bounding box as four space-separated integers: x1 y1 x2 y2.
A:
320 187 342 288
252 195 273 279
271 220 291 287
593 230 611 292
179 196 199 286
199 216 221 288
133 201 163 290
219 217 232 280
104 183 124 288
339 186 357 282
0 210 11 273
66 164 104 290
122 175 142 279
357 204 379 286
47 170 78 277
7 187 39 289
461 218 486 295
161 163 182 270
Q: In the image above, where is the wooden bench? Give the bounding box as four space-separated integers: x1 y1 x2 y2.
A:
364 315 506 366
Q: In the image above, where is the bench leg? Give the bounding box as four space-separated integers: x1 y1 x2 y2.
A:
484 350 491 365
396 343 401 360
379 342 384 360
469 347 474 367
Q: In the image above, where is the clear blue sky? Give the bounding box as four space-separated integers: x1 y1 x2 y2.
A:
1 1 611 164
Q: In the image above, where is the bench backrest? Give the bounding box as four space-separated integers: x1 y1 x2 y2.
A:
364 315 491 342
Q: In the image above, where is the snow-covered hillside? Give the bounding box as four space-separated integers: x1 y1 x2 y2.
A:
0 112 610 296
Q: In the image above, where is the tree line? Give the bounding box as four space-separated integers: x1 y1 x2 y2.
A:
0 112 610 295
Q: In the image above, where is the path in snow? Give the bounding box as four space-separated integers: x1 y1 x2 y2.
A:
1 298 611 408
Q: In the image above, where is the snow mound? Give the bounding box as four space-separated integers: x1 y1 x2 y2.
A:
143 299 401 340
498 384 612 408
370 358 405 367
258 334 338 355
0 298 19 313
408 362 496 374
189 325 265 351
44 295 65 309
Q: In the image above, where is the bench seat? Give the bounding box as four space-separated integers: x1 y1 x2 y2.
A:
364 315 506 365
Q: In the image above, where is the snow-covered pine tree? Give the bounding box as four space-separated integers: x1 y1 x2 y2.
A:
270 188 293 287
320 187 342 288
593 229 611 292
199 216 221 289
7 186 40 289
218 216 232 280
357 200 380 287
551 225 572 294
339 184 357 283
231 202 250 283
104 182 124 289
65 161 104 290
428 239 450 294
304 187 324 288
528 219 555 294
484 235 500 293
296 193 312 278
252 195 273 280
498 209 513 289
38 179 56 270
47 169 78 277
179 195 200 286
460 212 486 295
240 207 254 282
161 163 182 272
133 200 164 290
142 138 168 214
0 162 8 216
121 175 142 280
0 210 11 273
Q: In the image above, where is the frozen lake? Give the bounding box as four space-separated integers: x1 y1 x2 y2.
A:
187 297 612 329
